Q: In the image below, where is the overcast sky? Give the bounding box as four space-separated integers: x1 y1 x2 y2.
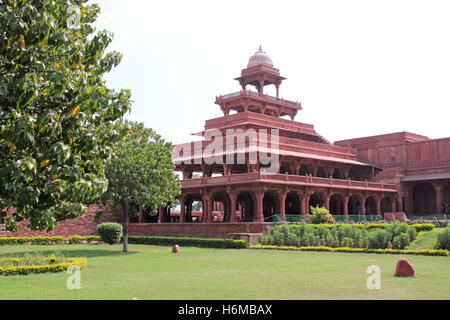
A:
92 0 450 145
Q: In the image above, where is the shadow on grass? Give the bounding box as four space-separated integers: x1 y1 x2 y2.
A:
0 248 138 259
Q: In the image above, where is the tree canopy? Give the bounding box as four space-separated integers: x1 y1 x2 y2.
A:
104 120 181 252
0 0 132 231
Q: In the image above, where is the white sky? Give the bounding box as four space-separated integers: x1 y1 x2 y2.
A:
92 0 450 145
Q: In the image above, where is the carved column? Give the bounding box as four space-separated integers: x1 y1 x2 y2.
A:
229 191 238 222
391 196 396 214
179 196 186 223
433 181 444 214
361 196 366 216
254 190 265 222
279 191 287 221
296 192 304 215
304 190 313 215
201 193 211 222
324 192 331 211
376 195 382 216
343 194 349 216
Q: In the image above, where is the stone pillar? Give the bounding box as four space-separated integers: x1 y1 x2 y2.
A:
296 192 304 215
254 191 264 222
279 191 287 221
343 195 349 216
229 192 238 222
324 193 331 211
304 192 312 215
342 167 350 180
376 196 382 216
361 197 366 216
391 196 396 214
179 197 185 223
202 194 210 222
293 163 300 176
433 182 444 214
311 165 318 177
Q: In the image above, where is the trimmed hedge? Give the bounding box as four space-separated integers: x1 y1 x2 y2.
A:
0 257 87 276
260 222 420 249
250 245 449 256
128 236 248 249
0 236 101 245
97 223 123 245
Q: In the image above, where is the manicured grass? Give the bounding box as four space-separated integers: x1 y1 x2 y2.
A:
408 229 444 250
0 244 449 300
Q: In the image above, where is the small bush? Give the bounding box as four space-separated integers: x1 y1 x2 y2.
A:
392 233 410 249
437 228 450 250
368 229 390 249
97 223 123 245
310 206 335 224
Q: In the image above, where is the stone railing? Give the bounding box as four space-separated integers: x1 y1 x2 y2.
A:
181 172 397 192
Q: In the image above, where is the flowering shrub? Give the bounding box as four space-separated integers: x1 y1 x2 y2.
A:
309 206 335 224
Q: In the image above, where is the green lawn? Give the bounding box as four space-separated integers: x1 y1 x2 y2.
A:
0 243 449 300
407 229 443 250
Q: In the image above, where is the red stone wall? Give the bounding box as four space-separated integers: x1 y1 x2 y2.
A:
3 205 123 237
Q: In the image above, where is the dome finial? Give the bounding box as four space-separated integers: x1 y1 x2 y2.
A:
247 46 274 67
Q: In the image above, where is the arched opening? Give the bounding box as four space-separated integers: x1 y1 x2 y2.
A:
381 197 393 214
279 162 293 174
316 167 327 178
299 164 310 176
330 194 344 215
412 183 436 215
348 167 362 181
286 193 301 215
365 196 377 215
237 192 255 222
184 193 203 222
263 192 279 221
211 192 231 222
348 195 361 215
332 168 343 179
309 193 324 213
444 182 450 214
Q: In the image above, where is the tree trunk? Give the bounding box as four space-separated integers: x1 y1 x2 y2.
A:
122 205 129 253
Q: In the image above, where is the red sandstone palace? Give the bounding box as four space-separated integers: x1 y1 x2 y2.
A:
5 48 450 238
152 47 450 233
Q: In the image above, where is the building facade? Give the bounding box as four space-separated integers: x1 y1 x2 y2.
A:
7 48 449 239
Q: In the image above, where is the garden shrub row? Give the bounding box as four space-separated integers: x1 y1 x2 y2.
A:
0 257 87 276
0 235 101 245
128 236 248 248
437 228 450 250
260 222 422 250
250 245 449 256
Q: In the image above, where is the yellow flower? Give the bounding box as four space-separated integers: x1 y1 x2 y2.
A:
132 297 139 300
19 35 25 49
40 159 50 167
74 57 82 68
70 106 80 116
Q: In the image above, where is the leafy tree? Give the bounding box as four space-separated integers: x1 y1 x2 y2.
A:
104 120 181 253
0 0 132 231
